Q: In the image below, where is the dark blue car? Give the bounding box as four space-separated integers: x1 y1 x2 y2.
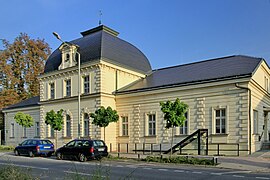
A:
14 139 55 157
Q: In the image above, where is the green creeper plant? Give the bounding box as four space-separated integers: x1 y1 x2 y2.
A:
14 112 34 137
90 106 119 142
160 98 188 155
45 109 64 148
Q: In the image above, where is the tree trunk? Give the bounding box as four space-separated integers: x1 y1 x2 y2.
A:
170 128 174 156
55 131 58 149
104 127 106 142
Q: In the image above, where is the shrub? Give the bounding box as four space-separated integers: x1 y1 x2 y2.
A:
0 145 15 151
144 155 216 166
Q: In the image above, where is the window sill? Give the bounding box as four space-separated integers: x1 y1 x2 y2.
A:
63 136 72 139
144 135 156 138
34 136 40 138
9 137 15 139
21 137 27 139
252 133 259 136
118 136 129 138
210 133 228 137
46 137 55 139
175 134 188 137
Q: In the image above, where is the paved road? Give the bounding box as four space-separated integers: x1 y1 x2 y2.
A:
0 153 269 180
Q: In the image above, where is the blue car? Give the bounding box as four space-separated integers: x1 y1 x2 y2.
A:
14 139 55 157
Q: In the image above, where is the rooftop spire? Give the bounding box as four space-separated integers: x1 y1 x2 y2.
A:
99 10 102 26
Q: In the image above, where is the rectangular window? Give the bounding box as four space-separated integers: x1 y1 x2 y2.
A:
84 113 89 137
11 123 14 137
50 126 55 138
122 116 128 136
84 75 90 94
180 112 188 135
66 79 71 97
66 115 71 137
215 109 226 134
35 122 40 137
50 82 55 99
23 127 27 137
265 76 269 92
253 110 258 134
148 114 156 136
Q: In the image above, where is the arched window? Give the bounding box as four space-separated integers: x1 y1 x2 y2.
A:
84 113 90 137
66 114 71 137
65 53 70 62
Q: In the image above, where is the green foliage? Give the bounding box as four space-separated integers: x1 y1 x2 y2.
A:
0 145 15 151
0 165 35 180
160 98 189 129
90 106 119 128
144 156 216 166
90 106 119 141
14 112 34 128
45 109 64 131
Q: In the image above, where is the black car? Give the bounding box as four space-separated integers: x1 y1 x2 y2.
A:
14 139 55 157
55 139 108 162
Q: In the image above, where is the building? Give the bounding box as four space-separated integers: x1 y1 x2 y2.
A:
3 25 270 155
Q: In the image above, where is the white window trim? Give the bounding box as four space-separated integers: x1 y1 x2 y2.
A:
145 112 157 136
175 109 190 136
119 115 129 136
35 122 40 137
212 106 229 134
83 74 90 94
10 123 15 137
253 110 259 134
83 113 90 137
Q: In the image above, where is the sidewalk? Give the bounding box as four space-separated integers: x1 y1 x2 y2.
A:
110 151 270 173
217 151 270 173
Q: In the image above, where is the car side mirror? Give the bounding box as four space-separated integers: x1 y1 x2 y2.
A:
18 143 22 146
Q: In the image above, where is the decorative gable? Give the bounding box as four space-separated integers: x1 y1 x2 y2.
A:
58 43 79 70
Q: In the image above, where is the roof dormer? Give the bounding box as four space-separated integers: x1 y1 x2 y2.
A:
58 42 79 70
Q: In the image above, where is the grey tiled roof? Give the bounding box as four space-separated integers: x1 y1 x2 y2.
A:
117 55 262 93
44 25 152 74
4 96 40 110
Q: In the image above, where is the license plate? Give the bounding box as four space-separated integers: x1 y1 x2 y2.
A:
44 146 51 149
98 148 104 151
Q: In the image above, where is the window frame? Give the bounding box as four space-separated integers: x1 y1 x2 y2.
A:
35 122 40 137
179 112 188 135
215 108 226 134
84 75 90 94
66 114 71 137
253 110 259 135
50 82 55 99
122 116 129 136
10 123 15 138
66 79 71 97
148 114 156 136
83 113 90 137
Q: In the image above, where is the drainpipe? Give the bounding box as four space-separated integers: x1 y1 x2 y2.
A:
235 83 251 155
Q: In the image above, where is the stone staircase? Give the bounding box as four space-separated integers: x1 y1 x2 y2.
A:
261 141 270 150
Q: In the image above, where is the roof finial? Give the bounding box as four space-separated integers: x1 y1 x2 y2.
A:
99 10 102 26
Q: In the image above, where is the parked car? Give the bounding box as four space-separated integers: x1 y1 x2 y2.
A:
55 139 108 162
14 139 55 157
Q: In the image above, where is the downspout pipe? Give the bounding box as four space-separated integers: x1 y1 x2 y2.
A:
235 83 252 155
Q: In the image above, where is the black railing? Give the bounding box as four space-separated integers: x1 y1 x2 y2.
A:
110 142 247 156
163 129 208 155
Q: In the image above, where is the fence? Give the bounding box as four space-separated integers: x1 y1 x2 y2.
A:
110 142 248 156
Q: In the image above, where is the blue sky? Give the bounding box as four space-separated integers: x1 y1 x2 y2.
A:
1 0 270 69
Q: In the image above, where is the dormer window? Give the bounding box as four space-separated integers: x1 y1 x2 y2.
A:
65 53 70 62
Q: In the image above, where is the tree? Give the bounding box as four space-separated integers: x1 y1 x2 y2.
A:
14 112 34 137
0 33 51 109
160 98 188 155
45 109 64 148
90 106 119 142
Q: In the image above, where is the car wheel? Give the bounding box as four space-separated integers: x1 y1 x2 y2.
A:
14 150 20 156
56 152 63 160
47 152 52 157
95 155 102 161
28 151 34 157
78 153 87 162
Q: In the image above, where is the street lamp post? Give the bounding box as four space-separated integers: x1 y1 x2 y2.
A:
53 32 81 138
